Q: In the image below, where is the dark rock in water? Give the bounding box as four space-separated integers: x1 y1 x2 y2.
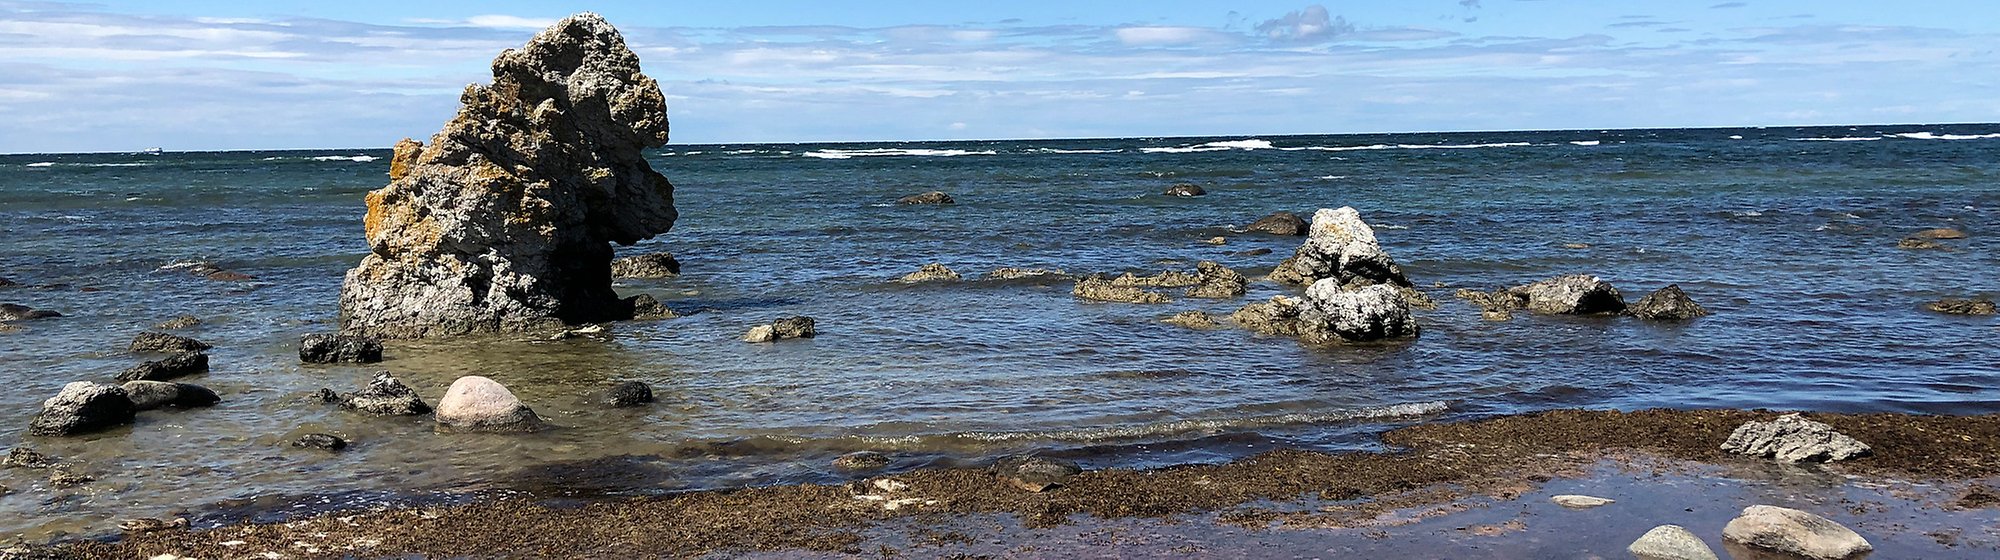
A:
299 333 384 364
3 447 53 469
1073 278 1170 304
745 316 817 343
895 191 954 205
898 263 962 283
1926 298 1996 315
1163 183 1206 197
338 14 678 339
0 277 14 288
1913 227 1967 239
1722 413 1870 463
1232 296 1308 336
984 267 1068 281
292 433 348 450
0 303 61 321
1162 310 1220 330
435 376 543 433
1454 288 1519 320
1109 270 1200 288
1269 207 1413 288
834 451 892 470
168 261 255 282
1246 211 1308 236
28 382 136 436
1507 275 1627 315
1628 284 1710 320
154 315 201 330
625 294 679 320
120 380 220 411
1898 237 1944 250
1184 261 1248 299
116 352 208 382
608 381 654 407
307 387 341 404
991 455 1082 492
129 331 212 353
1234 248 1274 257
49 469 93 488
611 252 681 278
338 372 432 416
1723 505 1871 560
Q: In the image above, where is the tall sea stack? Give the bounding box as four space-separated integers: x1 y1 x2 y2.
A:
339 13 676 338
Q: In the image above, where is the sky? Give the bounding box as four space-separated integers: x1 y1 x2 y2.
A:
2 0 1997 153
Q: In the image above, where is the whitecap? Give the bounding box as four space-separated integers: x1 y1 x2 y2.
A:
1143 139 1274 153
803 148 996 158
25 162 54 167
1569 140 1601 146
1791 136 1880 142
309 155 380 162
1033 148 1123 154
1377 224 1409 230
943 401 1448 444
1890 132 2000 141
1310 142 1534 152
1315 175 1346 180
1728 135 1744 140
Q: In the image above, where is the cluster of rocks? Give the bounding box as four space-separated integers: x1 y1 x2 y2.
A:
610 252 681 279
314 372 622 434
1456 277 1708 322
1617 505 1872 560
744 316 817 343
898 263 962 283
1924 297 1995 315
29 330 231 437
1071 261 1248 304
1896 227 1966 250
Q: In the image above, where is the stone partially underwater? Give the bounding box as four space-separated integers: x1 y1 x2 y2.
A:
338 13 677 338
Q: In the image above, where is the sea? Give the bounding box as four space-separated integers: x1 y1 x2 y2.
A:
0 125 1995 539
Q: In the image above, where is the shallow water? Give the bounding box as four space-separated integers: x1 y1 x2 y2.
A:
1 125 1996 539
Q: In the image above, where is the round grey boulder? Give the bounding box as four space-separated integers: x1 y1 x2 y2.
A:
1628 524 1718 560
120 380 220 411
29 382 137 436
1722 505 1871 560
435 376 543 433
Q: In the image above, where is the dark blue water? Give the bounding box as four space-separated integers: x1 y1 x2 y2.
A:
0 125 1995 538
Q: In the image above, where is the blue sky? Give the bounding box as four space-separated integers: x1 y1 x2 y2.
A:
2 0 1996 152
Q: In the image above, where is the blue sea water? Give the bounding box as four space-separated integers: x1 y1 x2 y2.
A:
0 125 1995 538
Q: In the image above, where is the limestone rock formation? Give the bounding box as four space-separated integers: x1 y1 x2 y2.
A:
896 191 954 204
984 267 1068 281
1628 284 1709 320
154 315 201 330
744 316 817 343
1925 298 1996 315
1722 413 1870 463
898 263 962 283
626 294 678 320
1246 211 1307 236
1268 207 1412 288
1162 310 1220 330
991 455 1082 492
610 252 681 278
29 382 136 436
1233 283 1418 343
338 13 677 338
292 434 348 450
1072 278 1170 304
1109 270 1201 288
1183 261 1247 299
834 451 892 470
336 373 432 416
1912 227 1966 239
1628 524 1718 560
435 376 543 433
1722 505 1871 560
1508 275 1627 314
299 333 385 364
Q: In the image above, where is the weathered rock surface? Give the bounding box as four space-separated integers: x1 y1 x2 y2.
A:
3 447 53 469
168 261 255 282
154 315 201 330
0 303 60 321
1246 211 1308 236
337 373 431 416
1232 296 1308 337
1109 270 1200 288
1550 494 1614 508
625 294 679 320
436 376 543 433
608 380 653 407
1628 284 1709 320
1628 524 1719 560
1507 274 1627 314
28 382 136 436
898 263 962 283
292 434 348 450
1722 413 1870 463
1926 298 1996 315
834 451 892 470
337 13 677 338
119 381 220 411
1162 310 1220 330
1304 281 1420 342
1183 261 1247 299
1072 278 1170 304
984 267 1068 281
129 332 212 353
299 333 384 364
1268 207 1412 288
610 252 681 278
1722 505 1872 560
991 455 1082 492
116 352 208 382
1454 288 1518 320
744 316 817 343
1913 227 1966 239
1898 237 1944 250
896 191 954 205
1163 183 1205 197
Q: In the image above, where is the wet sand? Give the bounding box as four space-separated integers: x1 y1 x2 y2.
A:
47 409 2000 558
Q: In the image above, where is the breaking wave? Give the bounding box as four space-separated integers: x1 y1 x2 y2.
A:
1141 139 1276 153
803 148 999 159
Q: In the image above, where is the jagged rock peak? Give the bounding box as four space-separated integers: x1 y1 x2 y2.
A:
339 13 677 338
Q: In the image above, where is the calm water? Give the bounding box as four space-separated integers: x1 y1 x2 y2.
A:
0 125 1995 539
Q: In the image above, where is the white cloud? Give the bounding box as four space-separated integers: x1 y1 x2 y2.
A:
1114 26 1226 46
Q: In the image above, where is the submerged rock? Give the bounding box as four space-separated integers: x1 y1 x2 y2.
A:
1925 298 1996 315
1109 270 1201 288
1550 494 1615 508
1628 524 1718 560
1897 237 1944 250
744 316 817 343
1722 505 1871 560
896 191 954 205
991 455 1082 492
168 261 255 282
984 267 1068 281
608 380 653 407
129 332 212 353
834 451 892 471
1722 413 1870 463
28 382 136 436
1072 278 1170 304
116 352 209 382
625 294 679 320
898 263 962 283
292 433 348 450
1231 296 1308 336
3 448 53 469
1912 227 1966 239
610 252 682 278
1162 310 1220 330
120 380 220 411
1183 261 1247 299
0 303 60 321
1507 274 1626 315
1163 183 1206 197
338 372 432 416
1268 207 1412 288
1246 211 1308 236
436 376 543 433
153 315 201 330
1627 284 1709 320
299 333 384 364
338 13 678 338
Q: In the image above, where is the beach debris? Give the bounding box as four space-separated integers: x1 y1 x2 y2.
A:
1627 524 1718 560
338 13 678 338
0 303 60 321
744 316 817 343
28 382 137 436
1897 237 1944 250
117 352 209 382
624 294 678 320
1912 227 1966 239
1183 261 1248 299
1925 298 1996 315
1246 211 1308 236
833 451 892 471
896 191 955 205
1164 183 1206 197
118 517 188 534
1549 494 1615 508
984 267 1069 281
608 381 654 407
992 455 1082 492
291 434 348 451
299 333 384 364
128 332 212 353
3 447 53 469
120 381 220 411
336 373 431 416
435 376 544 433
1722 413 1871 463
1162 310 1220 330
1268 207 1412 288
898 263 962 283
1627 284 1710 320
1722 505 1872 560
154 315 201 330
1072 278 1171 304
610 252 681 278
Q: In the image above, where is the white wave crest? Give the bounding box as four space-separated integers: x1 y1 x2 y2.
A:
1792 136 1880 142
309 155 380 162
1569 140 1601 146
1141 139 1275 153
25 162 54 167
804 148 998 159
1305 142 1534 152
1034 148 1124 154
1890 132 2000 141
